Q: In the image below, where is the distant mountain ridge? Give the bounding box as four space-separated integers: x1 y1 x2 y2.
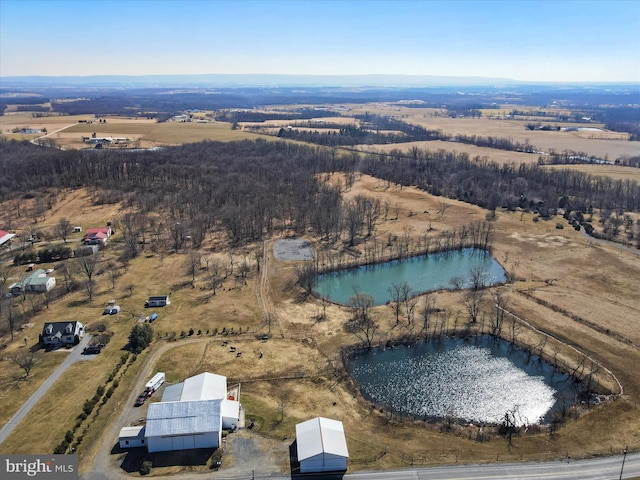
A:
0 73 527 89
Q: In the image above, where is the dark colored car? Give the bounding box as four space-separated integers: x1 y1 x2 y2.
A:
134 389 153 407
83 345 102 355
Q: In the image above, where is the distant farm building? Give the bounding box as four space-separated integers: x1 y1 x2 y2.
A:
82 227 112 245
296 417 349 473
9 269 56 294
41 321 85 347
145 295 170 307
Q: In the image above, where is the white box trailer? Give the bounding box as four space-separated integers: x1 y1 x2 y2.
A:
146 372 165 392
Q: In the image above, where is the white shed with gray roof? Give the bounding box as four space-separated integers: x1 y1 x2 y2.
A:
146 399 222 452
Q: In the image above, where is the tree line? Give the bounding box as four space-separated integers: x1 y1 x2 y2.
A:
1 138 639 250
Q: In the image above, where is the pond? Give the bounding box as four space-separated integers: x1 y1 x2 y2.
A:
314 248 506 306
348 336 579 426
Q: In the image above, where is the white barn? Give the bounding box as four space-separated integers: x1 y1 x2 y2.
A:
136 372 240 453
161 372 240 429
146 399 222 452
296 417 349 473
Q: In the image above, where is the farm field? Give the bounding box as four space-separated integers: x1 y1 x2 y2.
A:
2 103 638 165
356 139 539 164
346 103 638 161
1 174 639 476
543 164 640 182
0 114 266 149
233 103 638 163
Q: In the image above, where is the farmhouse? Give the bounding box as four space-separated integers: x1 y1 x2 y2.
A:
82 226 112 245
141 372 241 453
295 417 349 473
0 229 16 248
9 269 56 294
41 321 85 347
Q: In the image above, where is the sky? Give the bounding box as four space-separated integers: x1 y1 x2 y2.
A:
1 0 639 83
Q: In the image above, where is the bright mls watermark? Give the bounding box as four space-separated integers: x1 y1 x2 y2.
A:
2 455 78 479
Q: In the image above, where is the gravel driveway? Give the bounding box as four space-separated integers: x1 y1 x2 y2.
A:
0 334 92 445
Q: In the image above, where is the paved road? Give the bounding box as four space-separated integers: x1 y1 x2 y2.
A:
81 450 640 480
341 452 640 480
0 334 92 446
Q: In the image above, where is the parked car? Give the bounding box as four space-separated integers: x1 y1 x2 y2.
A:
149 313 158 322
103 305 121 315
83 345 102 355
134 389 153 407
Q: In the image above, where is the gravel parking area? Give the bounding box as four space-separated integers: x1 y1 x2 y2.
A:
273 238 314 261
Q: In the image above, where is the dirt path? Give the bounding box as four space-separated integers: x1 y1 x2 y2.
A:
0 335 92 446
256 239 284 338
581 226 640 256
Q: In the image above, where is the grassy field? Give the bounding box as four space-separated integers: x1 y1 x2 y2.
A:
232 103 639 167
1 174 639 473
342 103 637 161
543 164 640 182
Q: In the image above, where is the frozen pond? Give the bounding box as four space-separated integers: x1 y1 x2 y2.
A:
349 336 579 425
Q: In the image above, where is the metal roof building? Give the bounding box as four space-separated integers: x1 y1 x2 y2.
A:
118 426 146 448
146 400 222 452
296 417 349 473
161 372 227 401
139 372 240 453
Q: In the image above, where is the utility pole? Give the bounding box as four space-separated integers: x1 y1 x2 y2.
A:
619 446 628 480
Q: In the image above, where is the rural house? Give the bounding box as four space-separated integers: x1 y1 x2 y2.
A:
9 269 56 295
0 229 16 248
295 417 349 473
41 321 85 347
82 226 112 245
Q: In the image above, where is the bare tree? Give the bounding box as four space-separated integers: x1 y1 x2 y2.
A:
238 255 251 279
438 199 449 220
405 296 419 327
421 293 437 338
346 289 378 349
55 218 72 243
491 290 507 337
75 253 100 301
2 295 17 342
295 262 317 297
12 350 42 378
171 222 186 251
464 289 485 325
204 258 223 296
387 282 406 325
108 264 120 291
184 251 202 283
